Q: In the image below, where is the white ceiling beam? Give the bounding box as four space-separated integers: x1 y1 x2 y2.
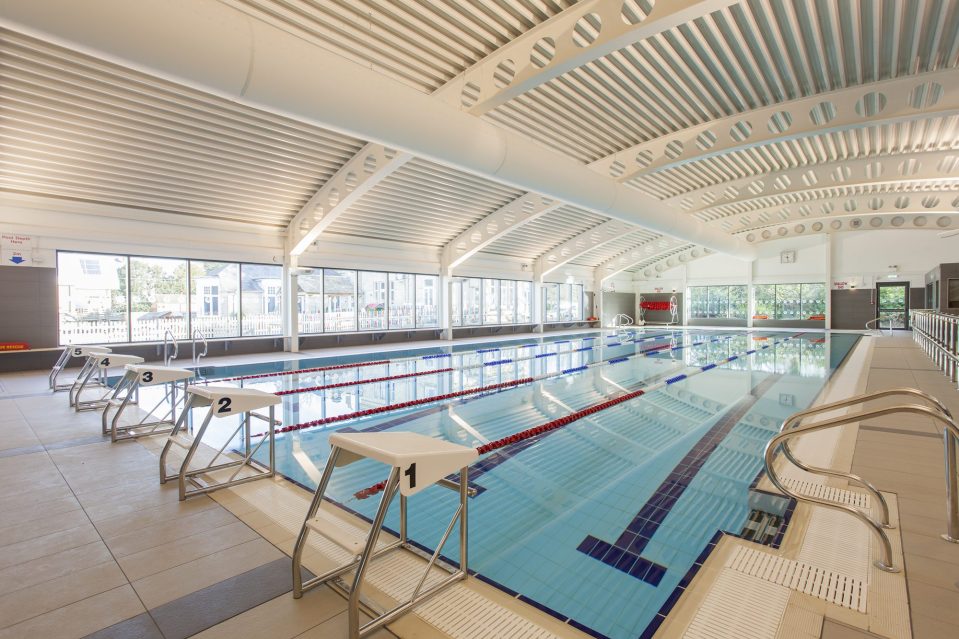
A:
596 237 695 281
438 0 741 115
695 178 959 227
588 68 959 183
440 193 562 272
287 143 412 255
714 190 959 233
630 245 710 280
534 220 653 279
737 212 959 244
674 149 959 215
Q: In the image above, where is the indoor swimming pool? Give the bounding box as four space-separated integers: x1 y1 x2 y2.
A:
195 329 861 639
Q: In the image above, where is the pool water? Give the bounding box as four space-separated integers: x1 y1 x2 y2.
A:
190 329 861 639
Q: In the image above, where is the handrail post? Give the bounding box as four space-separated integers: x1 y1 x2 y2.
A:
945 429 959 543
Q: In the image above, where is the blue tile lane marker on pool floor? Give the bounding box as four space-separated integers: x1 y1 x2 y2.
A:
576 371 785 586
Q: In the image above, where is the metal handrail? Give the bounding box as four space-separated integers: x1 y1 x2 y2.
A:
865 314 902 336
191 329 208 367
765 390 959 573
779 388 952 528
163 330 178 366
912 310 959 385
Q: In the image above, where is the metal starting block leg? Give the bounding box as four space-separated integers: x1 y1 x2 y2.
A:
102 365 194 442
291 432 478 639
53 345 112 392
72 353 144 412
158 386 280 501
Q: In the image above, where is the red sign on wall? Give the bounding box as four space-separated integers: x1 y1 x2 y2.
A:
0 342 29 351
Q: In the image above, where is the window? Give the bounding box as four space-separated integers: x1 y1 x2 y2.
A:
800 283 826 317
242 264 283 336
483 279 500 324
191 261 240 338
688 285 748 320
57 252 129 344
389 273 415 329
517 281 532 323
559 284 572 321
129 257 188 342
753 285 776 319
324 269 356 332
451 280 463 327
728 285 748 319
416 275 439 328
357 271 387 331
753 283 827 320
571 284 584 320
463 278 482 325
500 280 516 324
297 268 324 334
544 283 559 322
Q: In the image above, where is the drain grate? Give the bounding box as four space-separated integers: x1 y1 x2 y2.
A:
727 546 867 612
683 570 791 639
780 478 871 509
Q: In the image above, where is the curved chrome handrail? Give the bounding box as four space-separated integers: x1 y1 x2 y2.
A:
765 394 959 572
191 329 208 367
778 388 953 530
163 330 179 366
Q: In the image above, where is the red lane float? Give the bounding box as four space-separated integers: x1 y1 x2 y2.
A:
352 387 648 500
251 377 535 438
217 359 392 383
274 367 454 396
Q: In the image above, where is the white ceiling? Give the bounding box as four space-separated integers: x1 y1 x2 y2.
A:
3 1 959 275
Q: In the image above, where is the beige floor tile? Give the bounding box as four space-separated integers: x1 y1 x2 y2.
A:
0 494 82 528
0 424 40 451
0 522 101 571
0 561 127 629
105 506 239 557
82 482 191 523
907 580 959 626
0 484 76 513
911 612 959 639
117 520 259 581
0 541 114 597
295 609 396 639
820 619 884 638
131 537 284 609
0 584 144 639
901 530 959 565
192 588 348 639
94 494 220 539
0 507 90 547
903 553 959 591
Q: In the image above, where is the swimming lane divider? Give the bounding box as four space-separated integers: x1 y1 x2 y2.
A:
257 331 693 398
208 329 675 383
352 333 804 500
273 367 455 396
251 333 738 438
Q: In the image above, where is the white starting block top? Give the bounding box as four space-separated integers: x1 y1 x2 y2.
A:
125 364 194 386
95 354 144 368
330 432 478 497
72 346 112 358
186 385 281 418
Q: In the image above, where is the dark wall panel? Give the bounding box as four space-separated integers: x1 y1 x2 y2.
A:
0 266 57 348
601 292 636 325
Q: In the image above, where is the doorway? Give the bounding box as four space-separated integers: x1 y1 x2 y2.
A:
876 282 910 330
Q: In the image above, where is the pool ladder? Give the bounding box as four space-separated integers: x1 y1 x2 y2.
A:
163 330 179 366
764 388 959 572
